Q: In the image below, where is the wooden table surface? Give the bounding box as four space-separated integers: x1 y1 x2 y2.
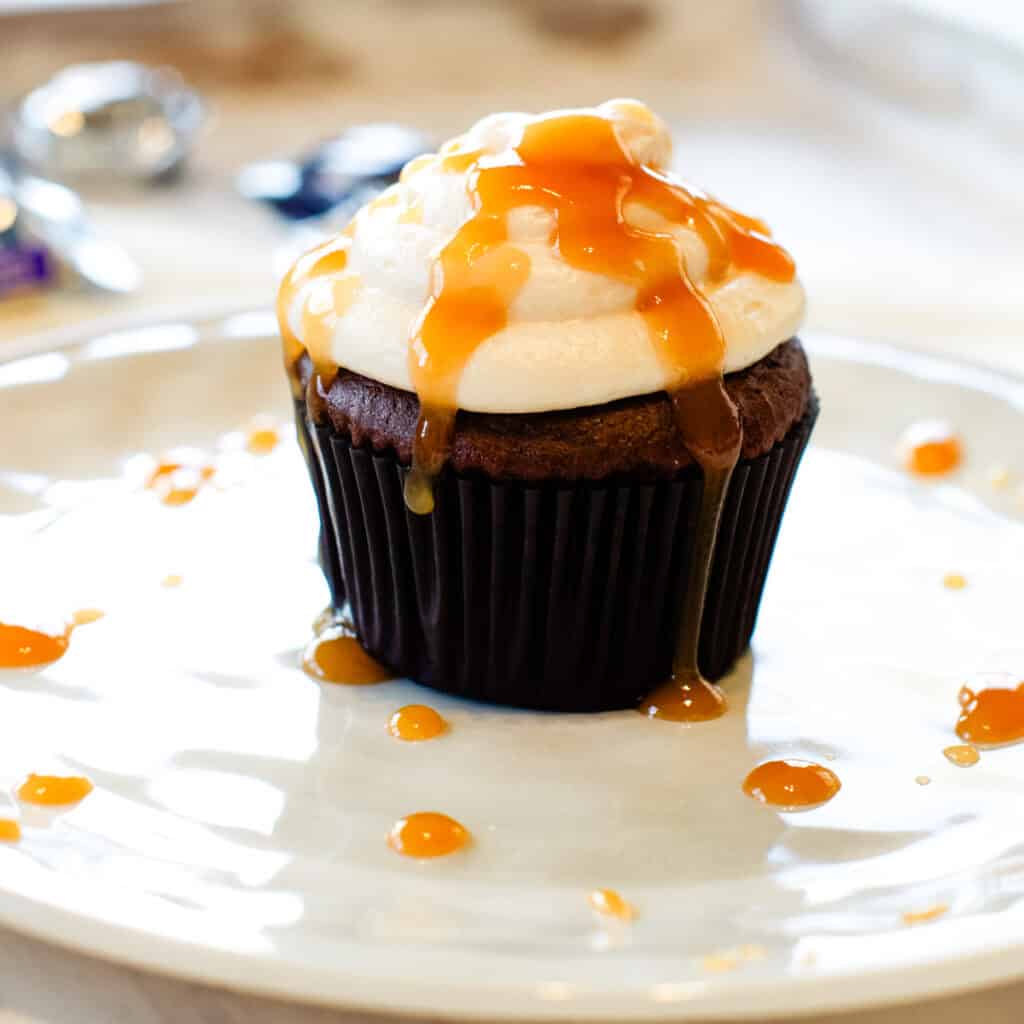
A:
2 3 1024 1020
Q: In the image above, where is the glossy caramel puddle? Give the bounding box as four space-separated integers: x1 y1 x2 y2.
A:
0 820 21 842
387 812 470 858
0 622 70 669
302 624 392 685
742 760 841 809
900 421 962 477
0 608 106 670
589 888 636 921
388 705 447 741
17 773 93 806
956 682 1024 747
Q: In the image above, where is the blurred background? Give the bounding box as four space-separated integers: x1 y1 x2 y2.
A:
1 0 1022 369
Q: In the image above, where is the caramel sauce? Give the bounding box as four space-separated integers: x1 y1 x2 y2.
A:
588 888 636 921
902 904 949 926
387 704 447 741
404 112 790 513
17 773 93 806
302 624 392 685
641 676 726 722
161 573 184 589
742 760 841 809
0 820 20 842
71 608 105 627
276 236 351 393
0 623 70 669
387 811 470 858
956 682 1024 747
943 744 979 767
901 421 962 477
245 416 281 455
701 945 766 973
942 572 967 590
146 455 216 507
641 378 741 721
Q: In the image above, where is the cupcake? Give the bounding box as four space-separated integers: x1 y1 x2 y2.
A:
278 99 816 714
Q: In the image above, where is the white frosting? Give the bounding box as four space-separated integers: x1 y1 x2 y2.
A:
286 100 806 414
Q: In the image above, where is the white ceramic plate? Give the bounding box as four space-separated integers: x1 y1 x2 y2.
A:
1 310 1023 1021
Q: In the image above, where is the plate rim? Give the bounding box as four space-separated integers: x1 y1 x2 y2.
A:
1 305 1023 1021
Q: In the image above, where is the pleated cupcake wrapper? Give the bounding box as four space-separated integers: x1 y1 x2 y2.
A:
297 399 818 712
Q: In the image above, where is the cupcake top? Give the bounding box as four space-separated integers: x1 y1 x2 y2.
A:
278 99 804 415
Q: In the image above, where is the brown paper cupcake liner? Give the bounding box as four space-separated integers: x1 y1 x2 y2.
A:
297 398 818 712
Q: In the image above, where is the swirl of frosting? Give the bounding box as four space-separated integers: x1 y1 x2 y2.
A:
279 99 804 414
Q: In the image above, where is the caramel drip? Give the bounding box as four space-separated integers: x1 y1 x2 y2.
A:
641 378 741 720
387 704 447 741
0 623 70 669
0 820 20 842
405 112 792 513
742 760 841 809
17 773 93 806
302 624 392 685
956 682 1024 746
387 812 470 858
589 888 636 920
276 236 351 396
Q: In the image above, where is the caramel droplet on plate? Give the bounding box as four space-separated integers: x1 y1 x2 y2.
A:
942 573 967 591
742 760 841 809
0 623 70 669
388 705 446 741
943 744 980 767
588 888 636 921
0 820 21 842
900 421 962 477
245 416 281 455
161 574 184 589
956 682 1024 747
640 674 726 723
302 626 391 685
387 812 470 858
71 608 105 627
902 904 949 926
988 465 1011 490
146 455 216 506
17 774 93 806
701 945 766 974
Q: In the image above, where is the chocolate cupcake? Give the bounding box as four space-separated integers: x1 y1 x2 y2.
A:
279 99 816 714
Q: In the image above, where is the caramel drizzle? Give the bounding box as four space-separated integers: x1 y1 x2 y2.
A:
405 112 792 513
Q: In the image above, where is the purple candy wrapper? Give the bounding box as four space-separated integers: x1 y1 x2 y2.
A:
0 245 55 298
